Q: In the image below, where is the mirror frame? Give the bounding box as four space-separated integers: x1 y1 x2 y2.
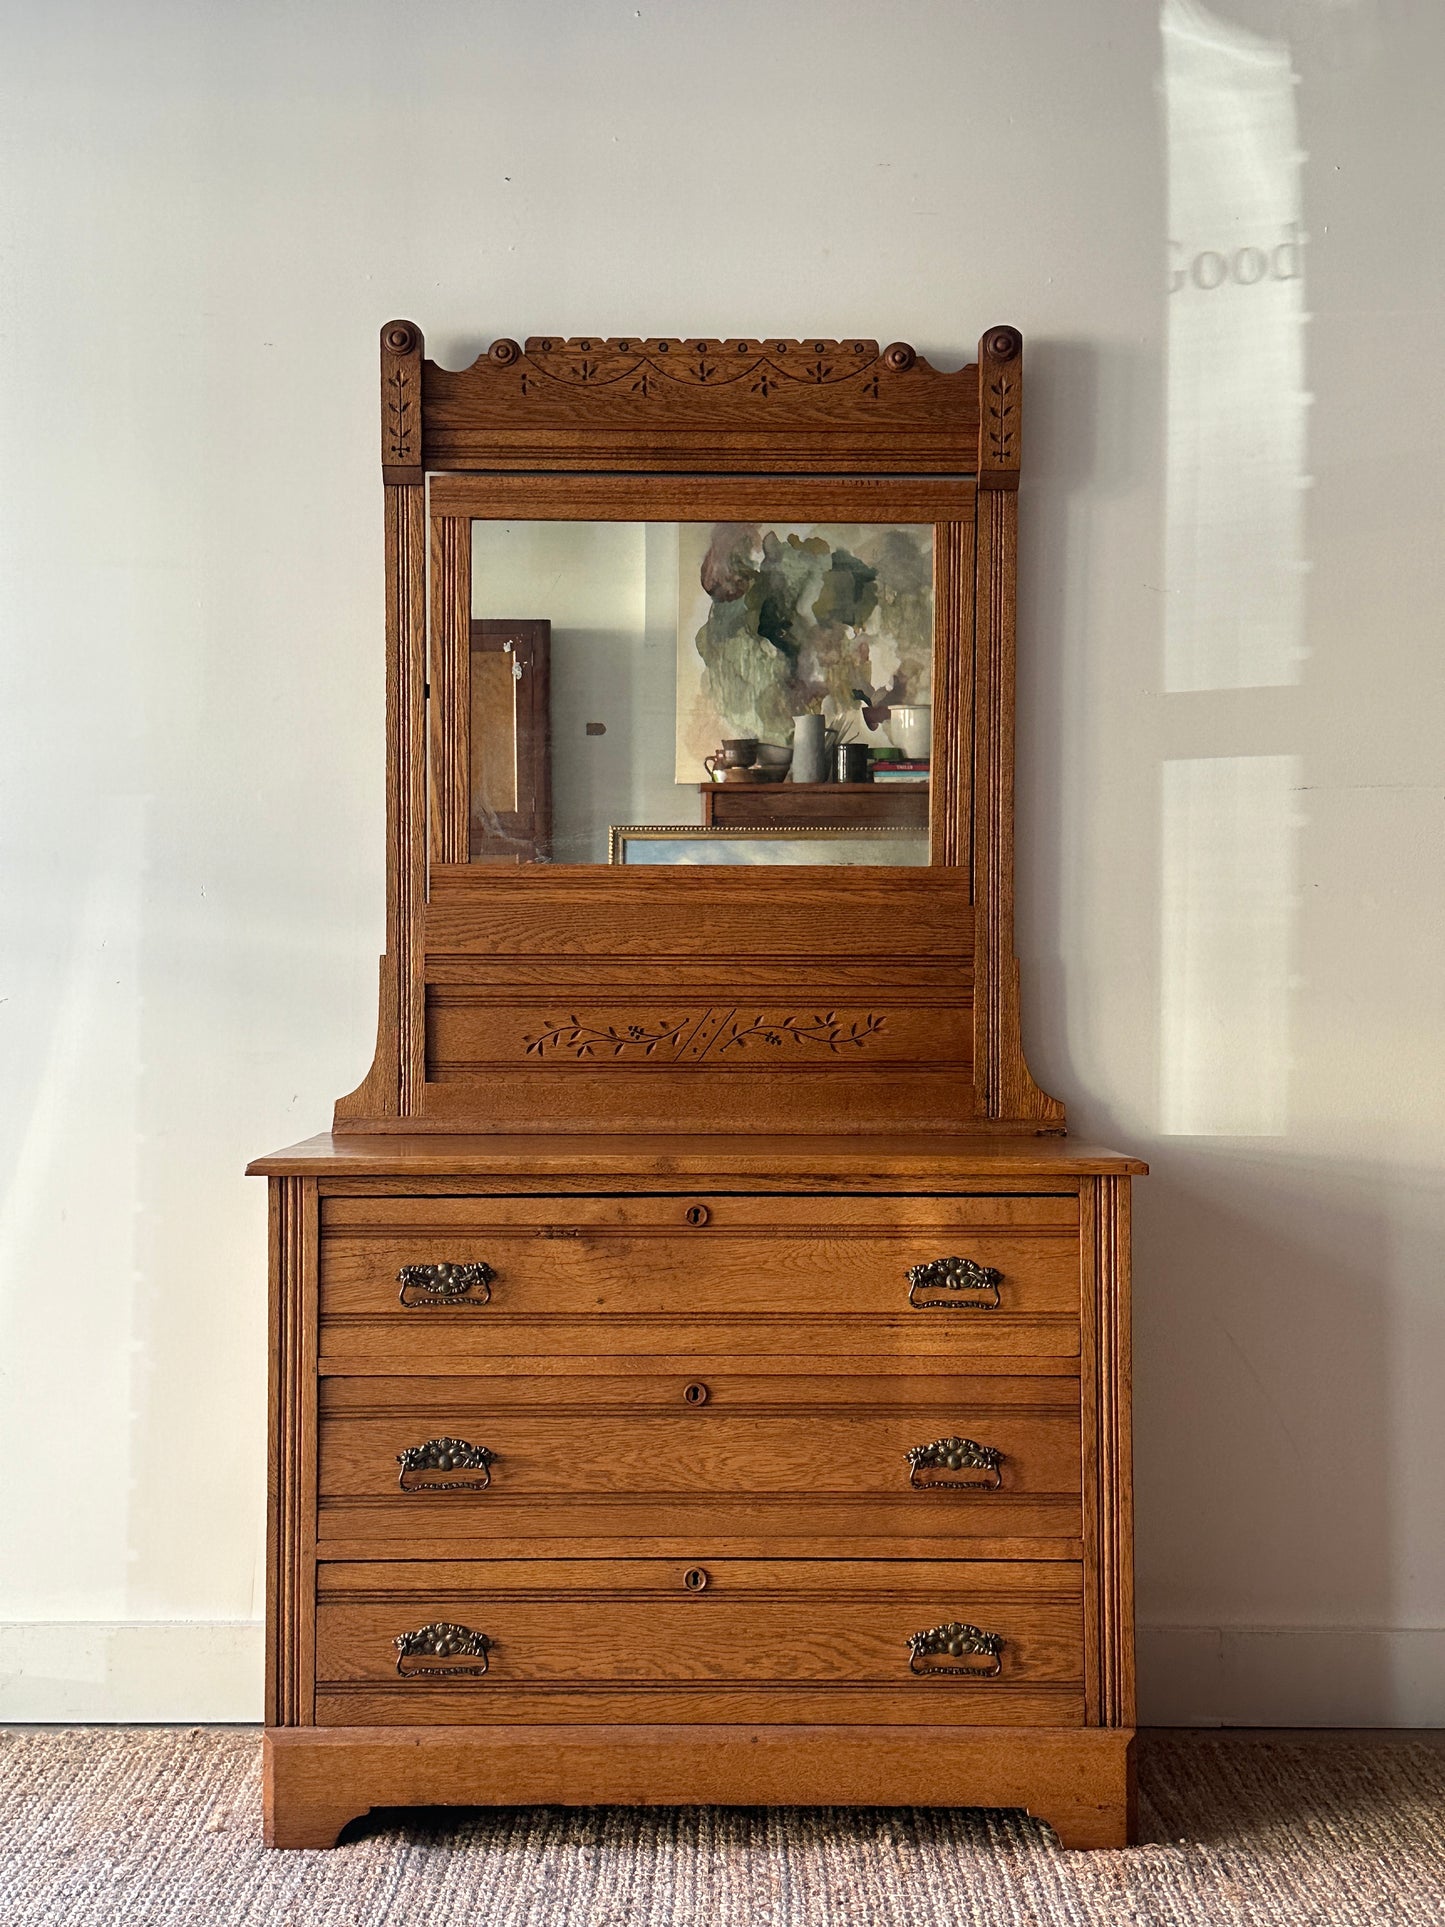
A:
336 326 1061 1138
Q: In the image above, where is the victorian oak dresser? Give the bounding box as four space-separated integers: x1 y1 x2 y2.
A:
250 323 1144 1849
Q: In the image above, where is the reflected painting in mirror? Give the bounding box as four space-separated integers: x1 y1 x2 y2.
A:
469 520 934 865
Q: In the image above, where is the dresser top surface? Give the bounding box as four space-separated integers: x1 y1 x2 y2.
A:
248 1131 1146 1180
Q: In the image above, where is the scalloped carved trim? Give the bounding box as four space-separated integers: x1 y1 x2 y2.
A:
415 324 989 476
457 336 933 401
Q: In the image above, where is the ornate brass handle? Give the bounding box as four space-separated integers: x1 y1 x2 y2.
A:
393 1622 492 1678
397 1261 495 1307
907 1621 1004 1678
396 1437 497 1492
906 1256 1003 1310
905 1435 1003 1491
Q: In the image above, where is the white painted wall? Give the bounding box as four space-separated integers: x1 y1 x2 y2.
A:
0 0 1439 1723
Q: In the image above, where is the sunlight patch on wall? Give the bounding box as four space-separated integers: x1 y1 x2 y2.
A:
1163 0 1310 692
1161 755 1300 1135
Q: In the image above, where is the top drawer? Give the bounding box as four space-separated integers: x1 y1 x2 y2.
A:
319 1193 1079 1325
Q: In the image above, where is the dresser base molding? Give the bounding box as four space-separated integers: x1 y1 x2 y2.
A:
263 1722 1136 1851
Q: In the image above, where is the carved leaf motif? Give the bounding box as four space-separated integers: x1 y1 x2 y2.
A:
386 367 413 458
507 337 902 396
987 374 1016 464
520 1009 886 1062
523 1015 693 1059
718 1011 885 1054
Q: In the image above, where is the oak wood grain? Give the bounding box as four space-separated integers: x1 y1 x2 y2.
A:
426 994 970 1078
318 1556 1081 1595
251 1133 1146 1178
932 517 975 870
332 481 425 1123
700 783 930 832
314 1351 1079 1381
319 1411 1081 1500
428 514 471 867
430 474 976 521
423 864 970 957
322 1193 1076 1229
317 1597 1081 1686
260 319 1139 1853
419 337 982 476
266 1178 317 1727
315 1507 1084 1557
316 1315 1081 1371
971 478 1063 1124
264 1723 1133 1849
317 1369 1081 1413
311 1685 1086 1731
318 1231 1079 1320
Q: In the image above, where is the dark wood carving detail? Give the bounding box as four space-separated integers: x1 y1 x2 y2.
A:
718 1011 885 1054
418 327 982 474
522 1009 888 1063
380 320 423 486
524 1015 695 1060
977 324 1022 491
492 336 903 395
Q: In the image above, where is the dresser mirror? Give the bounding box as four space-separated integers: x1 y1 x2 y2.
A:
467 516 935 865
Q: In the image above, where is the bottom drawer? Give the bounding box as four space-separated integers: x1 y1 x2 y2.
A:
314 1558 1084 1728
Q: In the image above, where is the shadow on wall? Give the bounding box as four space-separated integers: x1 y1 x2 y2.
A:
1133 1146 1405 1724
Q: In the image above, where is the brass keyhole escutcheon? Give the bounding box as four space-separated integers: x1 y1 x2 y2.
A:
684 1204 710 1227
683 1567 710 1592
683 1382 710 1406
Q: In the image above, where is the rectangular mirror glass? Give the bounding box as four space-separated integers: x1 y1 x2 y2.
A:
468 520 935 864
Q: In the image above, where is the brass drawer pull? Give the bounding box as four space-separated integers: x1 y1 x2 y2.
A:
683 1381 711 1406
393 1621 491 1678
682 1567 710 1592
397 1261 495 1307
906 1435 1003 1491
396 1437 497 1491
907 1621 1004 1678
906 1256 1003 1310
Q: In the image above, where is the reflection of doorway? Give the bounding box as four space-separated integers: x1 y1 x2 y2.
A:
468 618 552 862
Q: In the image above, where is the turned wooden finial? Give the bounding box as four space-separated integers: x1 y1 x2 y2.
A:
977 324 1023 489
380 319 424 486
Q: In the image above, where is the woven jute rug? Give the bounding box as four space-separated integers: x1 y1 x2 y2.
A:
1 1729 1442 1925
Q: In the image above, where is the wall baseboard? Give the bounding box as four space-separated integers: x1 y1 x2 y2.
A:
1139 1626 1445 1726
0 1622 263 1722
4 1621 1442 1726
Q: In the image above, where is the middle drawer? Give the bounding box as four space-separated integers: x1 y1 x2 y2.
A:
317 1370 1083 1559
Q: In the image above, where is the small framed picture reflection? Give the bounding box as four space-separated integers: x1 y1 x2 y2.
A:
608 826 929 866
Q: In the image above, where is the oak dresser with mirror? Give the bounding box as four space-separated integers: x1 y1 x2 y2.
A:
250 321 1144 1849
